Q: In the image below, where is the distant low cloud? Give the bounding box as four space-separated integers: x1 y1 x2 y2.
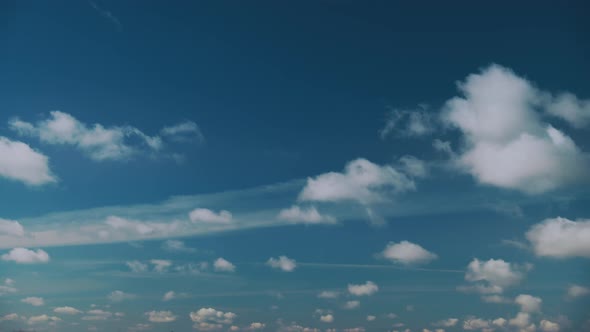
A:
53 306 82 315
189 208 233 224
1 248 50 264
0 137 55 186
514 294 542 313
566 284 590 299
0 218 25 237
107 290 136 302
526 217 590 258
213 257 236 272
267 256 297 272
189 307 236 330
161 239 196 253
380 240 437 265
348 281 378 296
145 310 177 323
9 111 201 162
317 291 339 299
442 64 589 194
343 300 360 309
459 258 531 297
21 297 44 306
277 205 336 224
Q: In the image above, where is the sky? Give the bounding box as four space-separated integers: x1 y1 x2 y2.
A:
0 1 589 332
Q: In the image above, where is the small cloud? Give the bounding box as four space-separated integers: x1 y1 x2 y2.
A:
348 281 378 296
21 297 44 306
267 256 296 272
107 290 135 302
213 257 236 272
2 248 50 264
189 208 232 223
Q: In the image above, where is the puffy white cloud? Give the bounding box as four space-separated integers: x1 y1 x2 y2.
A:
463 258 529 294
442 64 589 194
0 313 19 321
526 217 590 258
9 111 200 161
105 216 180 237
267 256 297 272
162 239 196 253
515 294 542 313
0 137 55 185
546 92 590 128
0 278 17 295
348 281 379 296
189 307 236 330
433 318 458 327
150 259 172 273
343 300 360 309
2 248 50 264
126 260 148 273
381 241 437 265
492 317 507 327
320 314 334 323
366 315 376 321
107 290 135 302
298 158 415 204
27 314 61 325
249 322 266 330
380 107 435 138
463 317 490 330
145 310 176 323
0 218 25 237
509 312 533 330
317 291 339 299
53 306 82 315
189 208 233 223
277 205 336 224
539 319 560 332
21 296 44 306
163 291 176 301
213 257 236 272
82 309 113 321
566 284 590 299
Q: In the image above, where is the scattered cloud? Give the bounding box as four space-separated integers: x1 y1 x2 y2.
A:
0 218 25 237
380 106 435 138
320 314 334 323
515 294 542 313
343 301 360 309
526 217 590 258
126 260 149 273
145 310 176 323
348 281 378 296
21 296 44 306
107 290 136 302
150 259 172 273
566 284 590 299
54 306 82 315
27 314 61 325
189 208 233 223
189 307 236 330
1 248 50 264
267 256 297 272
433 318 458 327
161 239 196 253
317 291 339 299
380 240 437 264
214 257 236 272
0 137 55 186
277 205 336 224
460 258 530 296
442 64 589 194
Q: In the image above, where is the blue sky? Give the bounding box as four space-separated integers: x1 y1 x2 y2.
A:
0 1 589 332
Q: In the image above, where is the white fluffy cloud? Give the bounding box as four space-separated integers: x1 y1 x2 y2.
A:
539 319 560 332
317 291 339 299
267 256 297 272
0 278 17 295
515 294 542 313
21 296 44 306
0 218 25 237
53 306 82 315
0 313 19 321
343 300 360 309
1 248 50 264
249 322 266 330
546 92 590 128
10 111 201 161
107 290 135 302
150 259 172 273
0 137 55 186
348 281 379 296
28 314 61 325
462 258 530 295
189 208 233 223
433 318 458 327
146 310 176 323
105 216 180 237
526 217 590 258
126 260 149 273
189 307 236 330
567 284 590 299
213 257 236 272
381 241 437 264
463 317 490 330
298 158 415 204
442 64 589 194
277 205 336 224
320 314 334 323
161 239 196 253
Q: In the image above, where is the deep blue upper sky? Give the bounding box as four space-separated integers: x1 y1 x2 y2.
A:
0 1 589 332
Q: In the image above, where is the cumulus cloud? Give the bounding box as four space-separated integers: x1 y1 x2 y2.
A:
348 281 379 296
213 257 236 272
0 137 55 185
189 208 233 223
189 307 236 330
105 216 180 237
107 290 135 302
249 322 266 330
162 239 196 253
526 217 590 258
442 64 589 194
1 248 50 264
546 92 590 128
463 317 490 330
320 314 334 323
343 300 360 309
566 284 590 299
21 296 44 306
433 318 458 327
515 294 542 313
27 314 61 325
398 156 429 178
0 278 17 295
267 256 297 272
298 158 415 204
0 313 19 321
380 106 435 138
150 259 172 273
54 306 82 315
0 218 25 237
146 310 176 323
462 258 530 294
539 319 560 332
126 260 149 273
10 111 201 161
317 291 339 299
380 240 437 264
277 205 336 224
82 309 113 321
